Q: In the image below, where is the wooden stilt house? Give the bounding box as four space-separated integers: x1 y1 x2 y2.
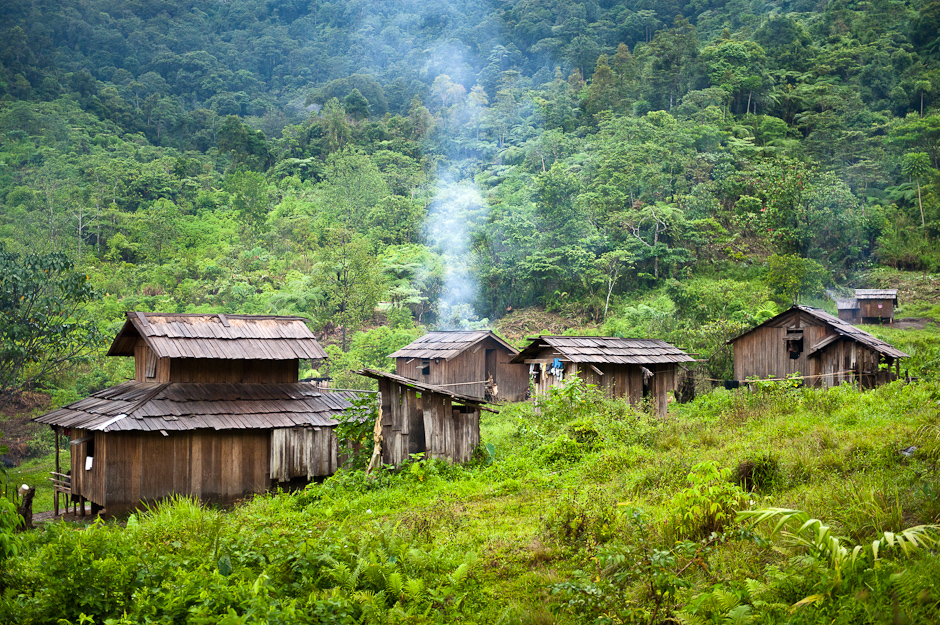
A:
834 290 898 325
388 331 528 401
510 336 695 417
34 312 364 517
355 368 490 466
728 305 908 388
854 289 898 324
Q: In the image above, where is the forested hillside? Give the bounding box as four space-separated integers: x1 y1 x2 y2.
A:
2 0 939 363
3 2 940 623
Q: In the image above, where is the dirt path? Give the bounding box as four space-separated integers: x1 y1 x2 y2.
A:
889 317 940 330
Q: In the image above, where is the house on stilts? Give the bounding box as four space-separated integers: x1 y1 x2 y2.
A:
34 312 365 517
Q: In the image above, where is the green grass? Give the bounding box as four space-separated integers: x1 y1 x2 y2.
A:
3 381 940 624
3 452 56 513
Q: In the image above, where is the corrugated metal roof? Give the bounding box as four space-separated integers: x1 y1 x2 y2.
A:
107 312 328 360
510 336 695 365
388 331 518 361
33 382 364 432
729 305 909 359
355 368 488 404
835 298 859 310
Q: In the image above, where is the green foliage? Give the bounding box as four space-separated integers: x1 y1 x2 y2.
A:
765 253 829 304
334 394 378 471
669 461 749 541
0 251 103 410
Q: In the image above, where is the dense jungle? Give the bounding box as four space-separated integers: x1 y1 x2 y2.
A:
1 0 940 622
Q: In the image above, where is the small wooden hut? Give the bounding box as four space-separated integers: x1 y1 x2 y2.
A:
728 305 908 388
356 368 490 466
835 298 860 323
388 331 528 401
510 336 695 417
34 312 363 516
854 289 898 324
834 290 898 325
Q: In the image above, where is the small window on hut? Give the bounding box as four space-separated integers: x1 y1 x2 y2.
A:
145 349 158 379
85 438 95 471
784 329 804 359
421 359 431 376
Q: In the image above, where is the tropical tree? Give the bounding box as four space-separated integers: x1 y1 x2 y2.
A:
0 251 103 411
901 151 932 229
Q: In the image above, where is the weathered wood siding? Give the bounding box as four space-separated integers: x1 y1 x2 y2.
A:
837 309 860 323
169 358 298 383
522 348 678 417
859 299 894 322
135 342 171 382
378 378 480 466
492 345 529 401
814 339 886 389
394 338 528 402
732 310 828 386
69 428 106 505
270 427 338 481
70 429 270 515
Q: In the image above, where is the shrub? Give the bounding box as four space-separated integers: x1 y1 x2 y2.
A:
669 461 749 541
543 488 620 547
734 455 780 493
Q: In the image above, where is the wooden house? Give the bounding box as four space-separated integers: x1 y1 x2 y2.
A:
835 298 860 323
834 290 898 325
34 312 363 517
509 336 695 417
356 368 489 466
854 289 898 324
388 331 528 402
728 305 908 388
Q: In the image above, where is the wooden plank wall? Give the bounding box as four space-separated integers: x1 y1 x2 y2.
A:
395 340 528 401
732 313 827 385
379 379 479 467
134 339 298 383
445 349 485 399
493 345 529 401
270 427 338 481
98 430 270 515
135 342 171 382
170 358 298 383
69 428 108 505
860 299 893 321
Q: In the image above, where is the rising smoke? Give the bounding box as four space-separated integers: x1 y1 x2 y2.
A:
425 177 489 329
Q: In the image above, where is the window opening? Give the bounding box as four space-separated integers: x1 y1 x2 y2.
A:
784 328 804 359
421 359 430 376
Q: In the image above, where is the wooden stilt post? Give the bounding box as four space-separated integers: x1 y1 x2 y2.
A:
54 427 60 517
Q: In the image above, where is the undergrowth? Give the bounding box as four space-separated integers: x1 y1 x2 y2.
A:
1 378 938 623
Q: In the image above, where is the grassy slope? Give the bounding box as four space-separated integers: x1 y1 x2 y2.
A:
5 379 938 623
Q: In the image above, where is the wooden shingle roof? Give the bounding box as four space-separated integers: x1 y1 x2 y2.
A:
107 312 328 360
854 289 898 302
510 336 695 365
33 382 362 432
729 305 909 359
388 331 518 361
